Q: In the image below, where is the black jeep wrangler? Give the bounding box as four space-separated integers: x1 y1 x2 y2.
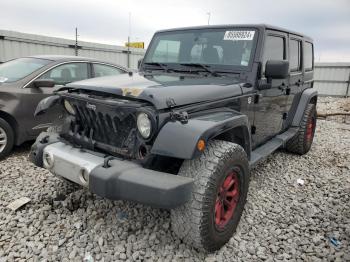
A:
30 24 317 251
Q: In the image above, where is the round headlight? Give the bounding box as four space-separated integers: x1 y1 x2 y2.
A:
64 100 75 115
137 112 152 138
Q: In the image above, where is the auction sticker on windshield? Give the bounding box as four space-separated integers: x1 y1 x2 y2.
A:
224 31 255 41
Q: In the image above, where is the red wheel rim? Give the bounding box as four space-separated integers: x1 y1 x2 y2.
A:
306 117 315 142
215 171 240 229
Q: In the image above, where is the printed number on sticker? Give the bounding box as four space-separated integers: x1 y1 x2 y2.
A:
224 31 255 41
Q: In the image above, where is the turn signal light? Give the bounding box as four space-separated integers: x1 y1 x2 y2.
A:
197 139 206 151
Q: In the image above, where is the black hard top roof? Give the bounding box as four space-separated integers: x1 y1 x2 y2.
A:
155 24 313 41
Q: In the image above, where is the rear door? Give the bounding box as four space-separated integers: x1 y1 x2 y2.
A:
284 35 303 130
252 32 288 147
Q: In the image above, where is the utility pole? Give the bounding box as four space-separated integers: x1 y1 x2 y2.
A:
206 12 211 25
127 12 131 68
75 27 78 56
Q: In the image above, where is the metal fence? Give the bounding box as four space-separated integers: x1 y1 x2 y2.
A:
0 29 146 69
1 31 349 93
314 63 350 97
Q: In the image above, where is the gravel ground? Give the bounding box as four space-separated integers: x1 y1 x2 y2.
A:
0 105 349 261
317 97 350 114
317 97 350 124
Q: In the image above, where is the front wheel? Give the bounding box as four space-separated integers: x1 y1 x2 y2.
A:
171 140 250 252
0 118 14 160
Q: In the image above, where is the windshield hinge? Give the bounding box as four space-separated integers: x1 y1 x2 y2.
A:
166 97 177 108
170 111 189 124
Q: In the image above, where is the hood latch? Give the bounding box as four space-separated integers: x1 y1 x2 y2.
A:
170 111 189 124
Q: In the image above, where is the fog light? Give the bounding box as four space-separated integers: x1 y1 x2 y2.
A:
43 152 54 169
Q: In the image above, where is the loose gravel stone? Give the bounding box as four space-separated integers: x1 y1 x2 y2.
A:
0 99 349 261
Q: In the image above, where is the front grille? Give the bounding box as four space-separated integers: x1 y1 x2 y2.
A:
63 98 138 157
75 103 136 146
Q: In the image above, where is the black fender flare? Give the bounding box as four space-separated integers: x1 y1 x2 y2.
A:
292 88 318 126
151 111 251 160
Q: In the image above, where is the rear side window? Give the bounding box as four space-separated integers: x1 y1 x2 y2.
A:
304 42 314 71
263 35 285 73
289 39 301 72
93 64 124 77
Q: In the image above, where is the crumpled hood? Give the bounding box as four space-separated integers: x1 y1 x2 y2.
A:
66 73 243 109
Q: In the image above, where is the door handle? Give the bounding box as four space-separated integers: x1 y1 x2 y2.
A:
278 83 287 91
286 87 291 95
295 79 303 86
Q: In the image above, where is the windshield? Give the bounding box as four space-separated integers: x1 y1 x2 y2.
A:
0 57 52 83
144 28 257 71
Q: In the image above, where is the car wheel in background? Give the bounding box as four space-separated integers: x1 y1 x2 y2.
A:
0 118 15 160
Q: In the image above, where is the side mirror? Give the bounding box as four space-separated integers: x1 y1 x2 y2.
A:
137 58 143 70
33 79 55 88
265 60 289 82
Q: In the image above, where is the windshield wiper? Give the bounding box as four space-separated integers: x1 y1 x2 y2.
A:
179 63 220 77
144 62 170 72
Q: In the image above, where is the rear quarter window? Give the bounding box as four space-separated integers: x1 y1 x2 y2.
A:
304 42 314 71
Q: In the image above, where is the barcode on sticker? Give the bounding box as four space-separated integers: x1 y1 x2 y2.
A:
224 31 255 41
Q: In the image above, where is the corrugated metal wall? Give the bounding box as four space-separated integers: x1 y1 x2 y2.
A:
314 63 350 97
0 30 145 69
1 30 349 96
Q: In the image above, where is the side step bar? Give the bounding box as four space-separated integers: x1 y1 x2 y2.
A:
249 127 299 168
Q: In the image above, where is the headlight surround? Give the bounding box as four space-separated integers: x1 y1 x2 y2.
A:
64 100 75 115
137 112 152 139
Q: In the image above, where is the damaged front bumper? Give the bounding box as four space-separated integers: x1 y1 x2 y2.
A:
29 133 193 209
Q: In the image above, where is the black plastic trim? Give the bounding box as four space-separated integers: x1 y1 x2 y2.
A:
89 159 194 209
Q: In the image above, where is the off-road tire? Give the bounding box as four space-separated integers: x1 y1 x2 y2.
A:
171 140 250 252
286 104 317 155
0 118 14 160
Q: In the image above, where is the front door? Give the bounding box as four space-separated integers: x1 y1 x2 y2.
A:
252 32 288 147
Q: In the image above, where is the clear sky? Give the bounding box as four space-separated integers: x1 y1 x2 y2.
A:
1 0 349 62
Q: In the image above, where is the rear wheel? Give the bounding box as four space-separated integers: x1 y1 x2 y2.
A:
0 118 14 160
171 140 249 252
286 104 317 155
